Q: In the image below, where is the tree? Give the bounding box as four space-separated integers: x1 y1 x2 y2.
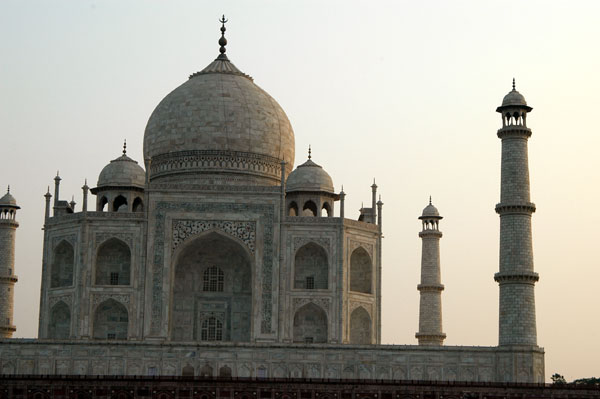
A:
551 373 566 385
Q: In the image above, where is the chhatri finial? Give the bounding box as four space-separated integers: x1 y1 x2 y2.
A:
512 78 516 91
308 145 312 160
123 139 127 155
218 15 229 58
429 195 432 205
6 185 9 194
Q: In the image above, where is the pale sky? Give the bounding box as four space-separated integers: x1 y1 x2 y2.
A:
1 1 599 382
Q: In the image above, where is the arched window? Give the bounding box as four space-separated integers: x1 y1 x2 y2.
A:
48 301 71 339
132 197 144 212
288 201 299 217
203 266 224 292
182 364 194 376
199 364 213 377
51 240 74 288
99 196 108 212
294 243 328 289
95 238 131 285
200 317 223 341
113 195 127 212
293 303 327 343
219 365 232 377
171 232 252 342
302 200 317 216
350 247 372 294
350 306 372 344
321 202 331 217
93 299 128 340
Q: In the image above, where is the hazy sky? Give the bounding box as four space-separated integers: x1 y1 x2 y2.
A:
1 1 599 381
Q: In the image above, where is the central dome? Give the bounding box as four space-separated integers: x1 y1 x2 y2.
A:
143 42 295 186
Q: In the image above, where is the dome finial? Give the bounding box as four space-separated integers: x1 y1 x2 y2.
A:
308 145 312 160
217 15 229 60
123 139 127 155
429 195 432 205
512 78 516 91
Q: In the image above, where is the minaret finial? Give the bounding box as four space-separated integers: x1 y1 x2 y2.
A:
218 15 229 58
429 195 432 205
6 185 9 194
123 139 127 155
308 145 312 160
512 78 516 91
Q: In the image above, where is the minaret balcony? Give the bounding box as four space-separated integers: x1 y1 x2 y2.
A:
495 202 536 215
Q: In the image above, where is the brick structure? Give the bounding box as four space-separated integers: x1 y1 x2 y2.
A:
0 187 19 338
416 199 445 346
494 80 539 347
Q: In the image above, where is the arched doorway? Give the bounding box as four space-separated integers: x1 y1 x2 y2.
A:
350 247 372 294
349 306 372 344
171 231 253 342
293 302 327 343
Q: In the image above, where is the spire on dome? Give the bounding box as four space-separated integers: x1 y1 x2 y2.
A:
123 139 127 155
217 15 229 61
6 185 9 194
512 78 516 91
429 195 432 205
308 145 312 160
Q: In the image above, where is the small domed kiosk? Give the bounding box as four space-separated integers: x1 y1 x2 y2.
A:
91 141 146 212
285 147 338 217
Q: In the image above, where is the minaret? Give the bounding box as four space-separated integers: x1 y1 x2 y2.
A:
416 198 446 346
495 80 539 346
0 187 20 338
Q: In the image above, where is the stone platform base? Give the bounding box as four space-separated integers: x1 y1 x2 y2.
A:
0 340 544 383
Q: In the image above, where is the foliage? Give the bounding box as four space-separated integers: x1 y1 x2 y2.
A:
551 373 566 385
573 377 600 386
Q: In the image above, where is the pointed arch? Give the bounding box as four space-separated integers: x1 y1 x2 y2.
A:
95 238 131 285
99 196 108 212
132 196 144 212
171 231 252 342
294 242 328 289
350 247 372 294
321 202 332 217
51 240 74 288
48 301 71 339
113 195 128 212
350 306 372 344
288 201 299 216
302 200 317 216
293 302 328 343
93 299 128 340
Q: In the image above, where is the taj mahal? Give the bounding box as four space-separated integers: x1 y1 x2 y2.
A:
0 19 544 382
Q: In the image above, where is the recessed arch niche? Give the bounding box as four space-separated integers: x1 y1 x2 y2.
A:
293 302 328 343
48 301 71 339
170 231 253 342
350 247 372 294
294 242 328 289
51 240 74 288
349 306 372 344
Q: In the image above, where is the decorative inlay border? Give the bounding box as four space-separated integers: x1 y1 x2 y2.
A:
149 150 283 182
150 202 275 335
95 232 134 248
92 293 131 307
349 301 372 315
292 297 330 315
349 240 373 258
48 294 72 309
172 220 256 254
51 234 77 248
292 237 331 253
